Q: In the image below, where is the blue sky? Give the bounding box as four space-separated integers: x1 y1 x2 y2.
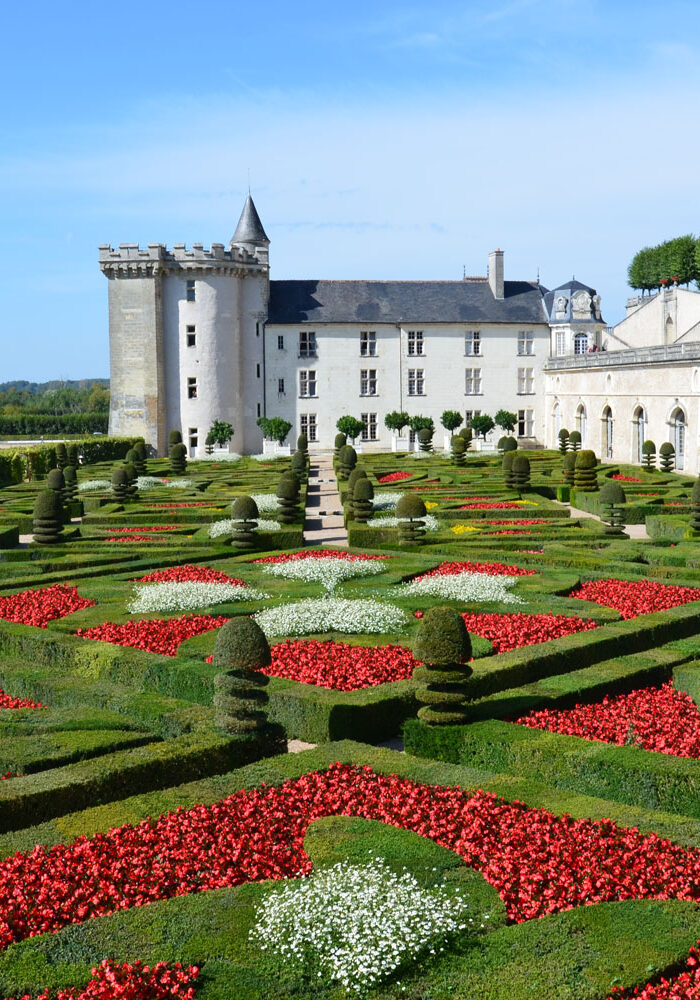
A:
2 0 700 379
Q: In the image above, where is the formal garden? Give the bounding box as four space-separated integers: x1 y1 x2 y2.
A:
1 431 700 998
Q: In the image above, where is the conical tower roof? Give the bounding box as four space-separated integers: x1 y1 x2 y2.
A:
230 194 269 249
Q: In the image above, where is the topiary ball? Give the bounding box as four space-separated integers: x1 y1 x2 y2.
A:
335 433 347 449
47 468 65 493
33 489 62 521
354 478 374 501
169 429 182 445
276 478 299 502
212 617 271 672
512 454 530 474
451 436 466 453
297 433 308 453
396 494 427 519
599 481 626 505
417 428 433 443
111 467 128 487
339 444 357 464
575 450 597 470
459 427 472 442
232 495 259 521
347 468 367 492
414 606 471 666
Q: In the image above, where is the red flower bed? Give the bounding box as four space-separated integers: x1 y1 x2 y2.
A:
0 690 42 710
612 474 642 482
132 565 245 586
446 496 498 502
460 502 529 510
0 960 199 1000
0 773 17 782
105 535 176 544
483 529 533 536
414 560 536 580
0 585 95 629
376 471 413 483
75 615 228 657
265 639 420 691
461 612 597 654
637 492 661 497
109 526 179 533
3 763 700 950
252 549 388 564
517 681 700 759
570 578 700 619
483 519 548 526
605 941 700 999
145 502 216 508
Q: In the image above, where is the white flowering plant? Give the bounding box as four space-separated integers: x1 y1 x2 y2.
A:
78 479 111 492
255 597 408 637
195 452 242 463
127 581 269 614
135 476 191 491
250 858 478 996
397 571 523 604
250 493 279 513
209 518 281 538
372 492 403 511
261 556 385 593
371 514 440 532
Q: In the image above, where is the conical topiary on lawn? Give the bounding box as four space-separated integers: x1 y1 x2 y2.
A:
276 476 299 525
511 454 531 494
574 450 598 492
170 443 187 475
451 435 466 466
413 606 473 725
231 495 259 549
212 618 271 736
396 494 427 544
33 490 64 544
353 477 374 523
63 465 78 503
599 480 627 537
502 450 515 488
111 467 129 504
659 442 675 472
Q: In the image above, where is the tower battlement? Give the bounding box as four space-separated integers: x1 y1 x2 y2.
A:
98 241 268 276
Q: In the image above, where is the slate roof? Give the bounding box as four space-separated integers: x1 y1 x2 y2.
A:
267 279 549 325
542 279 604 325
231 195 269 247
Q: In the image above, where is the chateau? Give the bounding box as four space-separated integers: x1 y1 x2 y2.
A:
101 195 700 473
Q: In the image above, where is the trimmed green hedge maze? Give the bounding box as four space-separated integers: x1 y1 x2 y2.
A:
2 442 700 997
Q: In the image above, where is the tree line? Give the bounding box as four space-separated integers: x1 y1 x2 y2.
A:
627 234 699 292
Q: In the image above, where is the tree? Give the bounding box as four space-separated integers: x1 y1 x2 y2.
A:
257 416 292 445
440 410 463 433
336 415 365 442
408 415 434 434
412 606 473 725
87 386 110 412
470 414 494 440
385 411 410 434
494 409 517 433
208 420 234 448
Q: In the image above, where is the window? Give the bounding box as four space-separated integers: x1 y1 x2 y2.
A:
465 410 481 427
555 331 566 356
465 330 481 355
408 368 424 396
360 369 377 396
407 330 424 355
186 325 196 347
278 378 285 394
186 280 196 302
299 331 317 358
277 335 285 350
255 322 260 338
517 367 534 394
518 330 534 355
465 368 482 395
188 428 198 458
300 413 317 442
299 370 317 397
361 413 378 441
187 377 197 399
360 331 376 356
257 402 261 418
256 363 261 378
517 409 534 437
574 333 588 355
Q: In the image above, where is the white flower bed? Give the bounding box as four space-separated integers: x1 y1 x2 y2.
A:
250 493 279 513
370 514 439 532
398 571 523 604
127 581 269 613
261 557 385 592
78 479 111 492
255 597 408 637
135 476 191 491
251 859 477 996
196 452 241 463
372 491 403 511
209 517 281 538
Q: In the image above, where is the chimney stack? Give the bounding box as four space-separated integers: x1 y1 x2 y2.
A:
488 249 504 300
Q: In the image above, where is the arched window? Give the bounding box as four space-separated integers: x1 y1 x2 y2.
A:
633 406 646 465
574 333 588 355
672 407 686 469
576 404 586 445
602 406 613 459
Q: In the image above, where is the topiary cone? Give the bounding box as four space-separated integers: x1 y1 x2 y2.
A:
450 436 466 466
574 450 598 492
599 480 627 536
352 477 374 523
502 450 516 488
32 490 64 544
169 443 187 475
231 495 259 549
413 606 472 725
55 443 68 470
396 493 427 544
659 442 675 472
111 467 129 504
276 477 299 524
511 454 531 494
212 618 271 735
63 465 78 503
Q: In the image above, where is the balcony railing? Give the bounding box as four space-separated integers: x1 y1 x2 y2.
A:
545 340 700 370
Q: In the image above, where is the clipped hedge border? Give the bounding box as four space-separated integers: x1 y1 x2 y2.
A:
405 717 700 819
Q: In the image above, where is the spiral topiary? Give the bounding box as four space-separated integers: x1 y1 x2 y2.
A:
511 454 531 494
133 441 147 476
690 478 700 533
642 440 656 470
212 618 271 736
125 448 138 467
558 428 570 454
169 429 182 446
599 480 627 536
55 443 68 470
290 450 307 482
458 427 473 444
659 442 675 472
111 467 129 503
338 444 357 481
66 444 79 467
574 450 598 492
276 476 299 525
347 468 367 494
562 451 576 484
396 493 427 545
297 433 308 456
169 442 187 475
450 436 466 467
231 495 259 549
334 433 347 459
413 606 473 725
417 428 433 453
502 450 516 488
568 430 581 452
122 462 139 500
353 477 374 523
63 465 78 503
47 468 65 497
32 490 64 544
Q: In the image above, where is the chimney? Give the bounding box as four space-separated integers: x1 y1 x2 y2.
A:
488 249 504 300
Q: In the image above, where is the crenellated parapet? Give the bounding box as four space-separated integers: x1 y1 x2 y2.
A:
99 241 269 278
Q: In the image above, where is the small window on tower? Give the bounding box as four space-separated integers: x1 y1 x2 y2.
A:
186 280 196 302
278 335 285 350
187 377 197 399
278 378 285 394
186 325 196 347
256 363 261 378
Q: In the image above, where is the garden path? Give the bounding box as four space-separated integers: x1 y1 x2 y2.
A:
567 503 649 539
303 454 349 546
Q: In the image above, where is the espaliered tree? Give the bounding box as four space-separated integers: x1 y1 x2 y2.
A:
574 450 598 492
562 451 577 484
111 467 129 503
338 444 357 481
32 490 64 545
642 440 656 470
558 428 570 454
511 454 531 494
231 496 259 550
353 477 374 523
55 443 68 470
689 478 700 534
659 442 676 472
396 494 427 545
568 430 581 452
599 480 627 537
412 606 473 725
451 436 467 467
169 442 187 475
63 465 78 503
276 476 299 524
502 450 516 488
